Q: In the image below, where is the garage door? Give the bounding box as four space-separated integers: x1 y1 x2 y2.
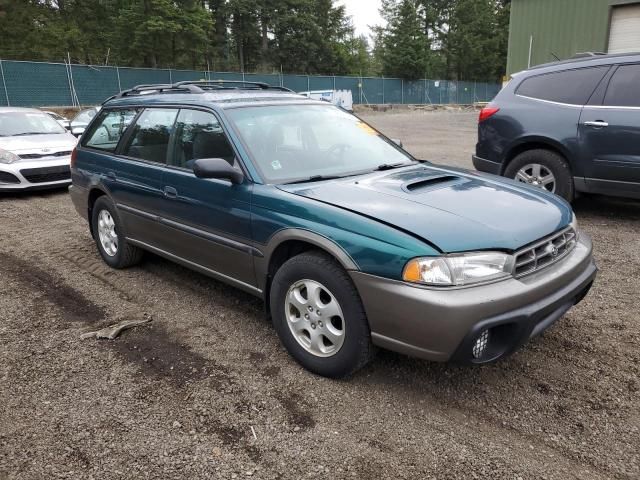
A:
608 4 640 53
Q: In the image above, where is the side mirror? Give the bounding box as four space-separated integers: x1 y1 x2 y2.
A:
392 138 403 148
71 126 85 137
193 158 244 184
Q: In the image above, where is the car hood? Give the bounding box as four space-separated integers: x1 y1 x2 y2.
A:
0 133 77 153
277 164 572 253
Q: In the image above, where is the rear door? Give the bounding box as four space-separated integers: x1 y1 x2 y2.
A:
109 107 179 244
158 108 256 290
579 63 640 195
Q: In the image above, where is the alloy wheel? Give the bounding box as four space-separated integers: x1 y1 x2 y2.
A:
285 279 345 357
515 163 556 193
97 209 118 257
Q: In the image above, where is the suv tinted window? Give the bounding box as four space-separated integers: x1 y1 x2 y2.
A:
603 64 640 107
516 66 608 105
171 109 235 169
123 108 178 163
83 109 138 152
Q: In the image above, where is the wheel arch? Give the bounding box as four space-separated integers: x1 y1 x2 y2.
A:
502 137 573 175
87 186 111 238
257 229 359 313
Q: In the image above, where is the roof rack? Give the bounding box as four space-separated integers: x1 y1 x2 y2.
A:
571 52 607 59
175 80 293 92
529 51 640 71
107 79 293 102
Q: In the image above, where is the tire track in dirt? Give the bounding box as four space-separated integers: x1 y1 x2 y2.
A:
0 251 106 325
0 251 225 388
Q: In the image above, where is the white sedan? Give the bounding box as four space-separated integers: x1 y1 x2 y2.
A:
0 107 78 191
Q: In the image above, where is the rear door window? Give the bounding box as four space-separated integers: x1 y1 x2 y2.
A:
516 66 609 105
83 109 138 152
603 64 640 107
122 108 178 164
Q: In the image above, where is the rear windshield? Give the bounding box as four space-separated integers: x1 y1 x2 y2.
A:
516 66 609 105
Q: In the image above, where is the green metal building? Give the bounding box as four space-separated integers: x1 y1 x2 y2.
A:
507 0 640 75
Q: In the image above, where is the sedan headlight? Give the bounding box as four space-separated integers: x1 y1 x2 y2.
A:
403 252 515 287
0 148 20 164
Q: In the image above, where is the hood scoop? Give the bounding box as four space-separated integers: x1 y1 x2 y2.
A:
404 175 459 192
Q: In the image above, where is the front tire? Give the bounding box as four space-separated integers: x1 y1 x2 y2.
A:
270 251 374 378
504 149 574 202
91 196 143 269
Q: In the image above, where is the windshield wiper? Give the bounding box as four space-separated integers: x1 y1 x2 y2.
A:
11 132 56 136
285 175 345 185
375 162 411 171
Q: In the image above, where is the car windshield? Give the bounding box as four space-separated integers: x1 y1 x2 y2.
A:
226 104 415 183
0 111 66 136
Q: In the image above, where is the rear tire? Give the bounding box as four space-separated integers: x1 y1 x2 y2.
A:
504 149 574 202
270 251 374 378
91 196 143 269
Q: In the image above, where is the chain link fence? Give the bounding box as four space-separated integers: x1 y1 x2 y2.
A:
0 59 502 108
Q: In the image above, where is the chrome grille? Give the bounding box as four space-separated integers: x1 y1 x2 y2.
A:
514 226 577 277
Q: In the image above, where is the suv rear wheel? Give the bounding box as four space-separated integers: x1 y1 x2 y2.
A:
504 149 574 202
270 251 374 378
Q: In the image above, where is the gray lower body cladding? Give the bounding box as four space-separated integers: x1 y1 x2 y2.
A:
351 233 596 363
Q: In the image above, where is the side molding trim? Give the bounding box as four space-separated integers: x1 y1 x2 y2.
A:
126 237 263 297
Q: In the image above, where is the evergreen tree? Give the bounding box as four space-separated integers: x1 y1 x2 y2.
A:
376 0 509 81
379 0 427 79
0 0 509 81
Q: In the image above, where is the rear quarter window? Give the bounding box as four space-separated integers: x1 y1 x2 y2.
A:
603 64 640 107
83 109 138 152
516 66 609 105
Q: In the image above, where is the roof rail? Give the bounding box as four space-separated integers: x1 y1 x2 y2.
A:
571 51 607 59
106 79 293 102
174 80 293 92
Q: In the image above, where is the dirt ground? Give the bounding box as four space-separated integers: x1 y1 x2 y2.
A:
1 111 639 480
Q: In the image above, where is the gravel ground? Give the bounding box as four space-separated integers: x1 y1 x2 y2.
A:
1 111 639 480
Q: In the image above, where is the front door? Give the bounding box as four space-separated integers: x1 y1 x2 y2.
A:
159 108 256 290
579 63 640 196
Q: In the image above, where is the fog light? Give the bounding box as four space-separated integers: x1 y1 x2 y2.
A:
472 329 490 359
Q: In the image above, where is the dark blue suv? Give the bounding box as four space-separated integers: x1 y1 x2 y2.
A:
473 53 640 202
69 81 595 377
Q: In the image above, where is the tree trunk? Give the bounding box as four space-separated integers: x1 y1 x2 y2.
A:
260 12 269 71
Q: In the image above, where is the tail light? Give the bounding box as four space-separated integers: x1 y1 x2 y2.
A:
70 147 78 169
479 106 500 123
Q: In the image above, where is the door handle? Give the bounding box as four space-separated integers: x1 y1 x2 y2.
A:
583 120 609 128
106 171 116 181
163 186 178 199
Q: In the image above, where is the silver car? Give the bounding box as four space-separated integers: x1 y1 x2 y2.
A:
42 110 71 131
0 107 78 191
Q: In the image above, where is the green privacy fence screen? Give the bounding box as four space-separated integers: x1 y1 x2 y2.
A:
0 60 502 108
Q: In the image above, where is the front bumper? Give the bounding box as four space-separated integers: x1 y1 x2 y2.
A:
0 158 71 191
350 233 596 363
472 154 501 175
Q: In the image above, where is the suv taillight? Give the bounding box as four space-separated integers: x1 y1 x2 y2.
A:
70 147 78 169
479 106 500 123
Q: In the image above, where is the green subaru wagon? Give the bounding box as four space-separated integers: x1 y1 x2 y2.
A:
69 81 597 377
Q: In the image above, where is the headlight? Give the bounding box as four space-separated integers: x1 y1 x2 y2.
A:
403 252 515 287
0 148 20 164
